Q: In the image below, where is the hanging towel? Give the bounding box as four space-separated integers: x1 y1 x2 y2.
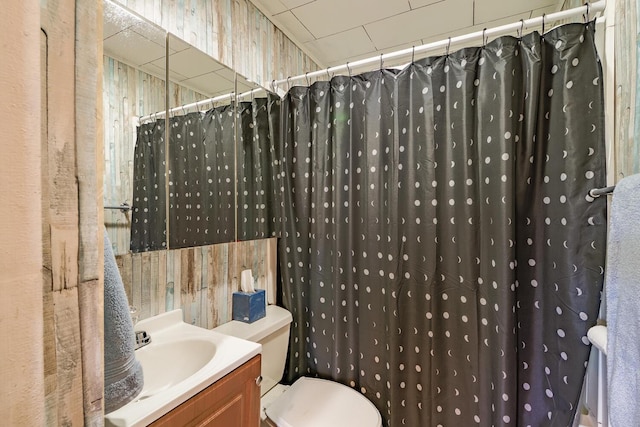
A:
606 174 640 427
103 229 144 413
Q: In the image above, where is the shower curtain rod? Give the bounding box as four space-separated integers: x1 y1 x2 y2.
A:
271 0 605 89
138 87 266 123
138 1 604 123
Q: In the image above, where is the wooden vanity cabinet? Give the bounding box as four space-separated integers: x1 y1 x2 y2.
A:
150 355 261 427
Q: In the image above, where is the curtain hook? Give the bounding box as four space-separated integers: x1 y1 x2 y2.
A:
346 62 352 77
287 76 292 91
182 105 187 116
482 28 488 47
541 13 546 36
411 46 416 63
380 53 384 70
326 67 331 81
446 37 451 56
270 79 276 92
583 2 590 23
305 72 310 86
518 19 525 38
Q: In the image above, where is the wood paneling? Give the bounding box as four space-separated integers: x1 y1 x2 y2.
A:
615 0 640 178
39 0 104 424
117 238 277 328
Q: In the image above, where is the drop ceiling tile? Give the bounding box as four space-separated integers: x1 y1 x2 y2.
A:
251 0 288 16
273 11 315 43
281 0 317 9
293 0 410 39
474 0 558 24
181 72 236 98
303 27 377 67
167 48 226 79
409 0 445 8
365 0 473 51
103 29 166 67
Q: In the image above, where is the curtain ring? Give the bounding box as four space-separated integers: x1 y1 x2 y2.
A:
326 67 331 81
380 53 384 70
482 28 488 46
541 13 546 36
411 46 416 63
182 105 187 116
583 2 590 23
270 79 277 92
305 72 310 86
446 37 451 56
346 62 352 77
287 76 292 91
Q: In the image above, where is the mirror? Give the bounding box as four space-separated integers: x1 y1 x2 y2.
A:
235 78 282 242
103 0 282 254
165 34 237 249
103 0 167 254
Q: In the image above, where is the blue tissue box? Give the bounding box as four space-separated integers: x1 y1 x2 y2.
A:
232 289 266 323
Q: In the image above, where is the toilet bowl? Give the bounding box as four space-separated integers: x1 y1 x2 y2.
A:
213 305 382 427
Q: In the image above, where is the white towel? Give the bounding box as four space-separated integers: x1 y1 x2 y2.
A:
606 174 640 427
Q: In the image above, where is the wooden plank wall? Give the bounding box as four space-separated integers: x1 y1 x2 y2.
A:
615 0 640 178
116 238 278 328
117 0 319 89
40 0 103 424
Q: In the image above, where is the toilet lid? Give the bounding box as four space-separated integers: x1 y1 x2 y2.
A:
265 377 382 427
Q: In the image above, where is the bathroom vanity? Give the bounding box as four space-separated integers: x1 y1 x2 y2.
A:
104 310 261 427
150 355 261 427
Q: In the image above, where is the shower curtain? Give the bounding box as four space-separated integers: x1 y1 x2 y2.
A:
278 22 606 427
237 95 282 241
131 105 236 251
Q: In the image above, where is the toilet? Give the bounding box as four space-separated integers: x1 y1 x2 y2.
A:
213 305 383 427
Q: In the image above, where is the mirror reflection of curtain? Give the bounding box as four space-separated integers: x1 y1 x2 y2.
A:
168 107 235 248
131 120 167 252
130 105 236 252
278 22 606 427
237 93 282 241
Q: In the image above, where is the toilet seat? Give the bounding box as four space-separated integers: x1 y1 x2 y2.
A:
265 377 383 427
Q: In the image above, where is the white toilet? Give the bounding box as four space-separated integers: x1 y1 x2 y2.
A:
213 305 383 427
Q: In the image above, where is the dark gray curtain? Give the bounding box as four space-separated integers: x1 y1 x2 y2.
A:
131 120 167 252
131 105 235 251
237 94 283 240
279 22 606 427
168 107 235 248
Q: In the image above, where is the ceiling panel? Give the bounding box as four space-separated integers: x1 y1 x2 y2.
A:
274 11 315 43
366 0 473 51
474 0 559 24
292 0 410 39
249 0 566 68
304 27 377 66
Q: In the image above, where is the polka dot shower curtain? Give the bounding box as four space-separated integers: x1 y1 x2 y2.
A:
130 105 235 251
278 22 606 427
131 119 167 252
237 95 283 241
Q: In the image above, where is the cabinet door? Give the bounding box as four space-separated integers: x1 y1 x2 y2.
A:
150 355 261 427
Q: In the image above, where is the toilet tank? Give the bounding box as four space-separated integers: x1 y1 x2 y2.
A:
213 305 292 396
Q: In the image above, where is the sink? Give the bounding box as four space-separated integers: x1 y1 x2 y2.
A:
134 339 217 399
105 309 261 427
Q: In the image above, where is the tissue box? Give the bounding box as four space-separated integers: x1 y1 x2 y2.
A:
232 289 266 323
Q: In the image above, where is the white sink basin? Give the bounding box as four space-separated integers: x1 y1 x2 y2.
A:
134 338 217 399
105 309 261 427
